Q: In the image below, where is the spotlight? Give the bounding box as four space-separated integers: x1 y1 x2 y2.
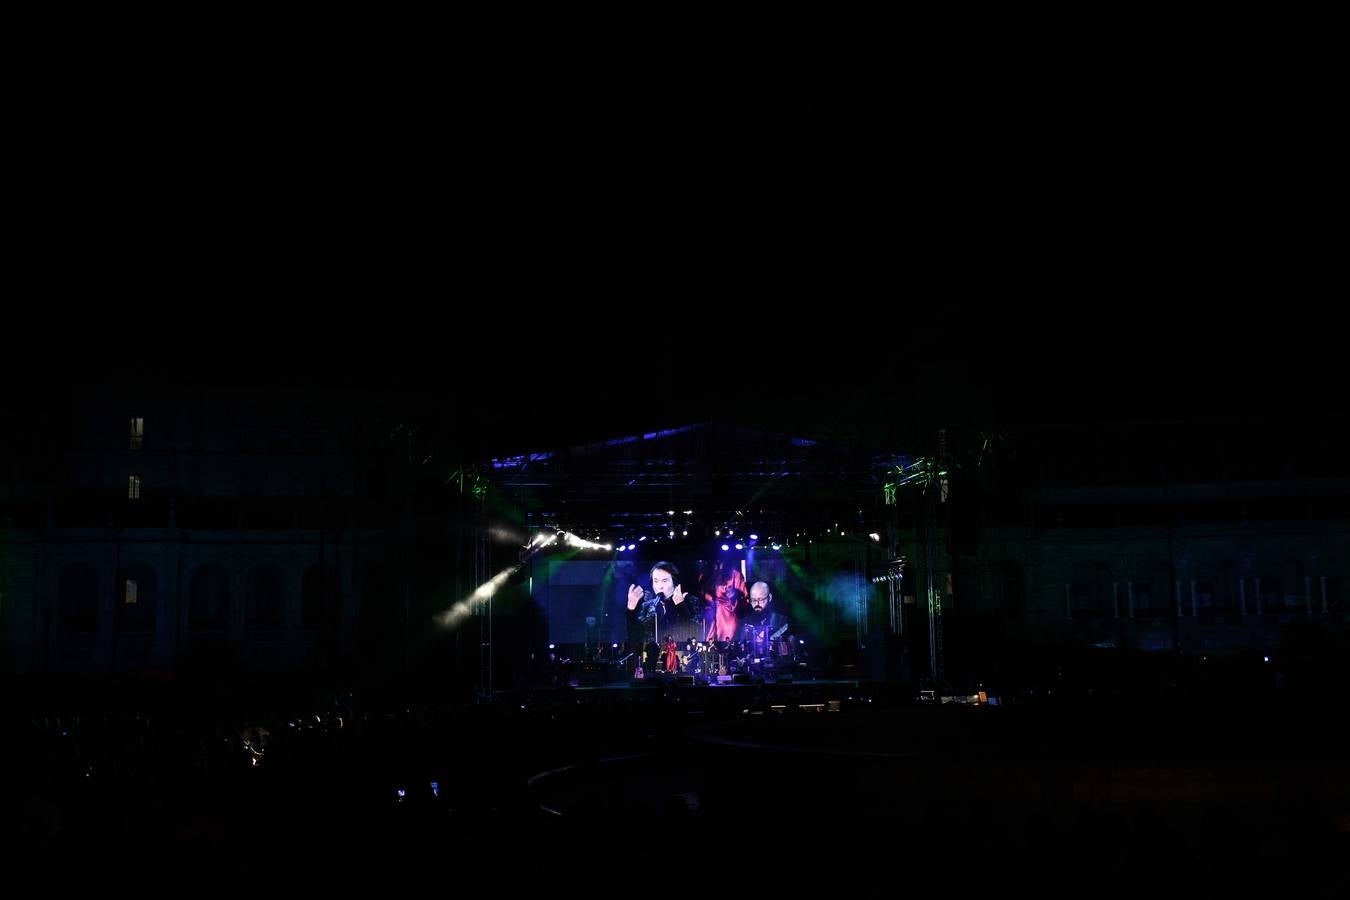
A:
612 643 618 648
749 534 759 540
669 530 675 537
735 543 744 550
627 544 636 550
715 530 721 536
869 533 881 542
771 544 780 550
682 530 688 536
549 643 555 650
668 510 675 515
639 536 647 542
721 544 729 551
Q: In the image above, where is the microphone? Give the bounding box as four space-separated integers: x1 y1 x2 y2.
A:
636 589 667 622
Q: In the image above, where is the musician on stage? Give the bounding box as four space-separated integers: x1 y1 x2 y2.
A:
663 635 680 673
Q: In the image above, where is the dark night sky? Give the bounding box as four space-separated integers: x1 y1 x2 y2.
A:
22 309 1338 465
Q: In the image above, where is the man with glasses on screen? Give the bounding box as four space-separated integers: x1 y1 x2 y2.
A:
743 581 789 651
739 580 795 673
745 582 787 633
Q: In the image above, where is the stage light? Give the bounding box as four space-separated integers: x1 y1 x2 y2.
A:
669 530 675 538
562 533 610 551
549 643 555 649
715 530 721 536
869 533 881 542
612 643 618 648
627 544 636 550
668 510 675 515
721 544 729 551
771 544 780 550
438 563 521 627
1264 655 1270 662
682 530 688 536
735 543 744 550
749 534 759 540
